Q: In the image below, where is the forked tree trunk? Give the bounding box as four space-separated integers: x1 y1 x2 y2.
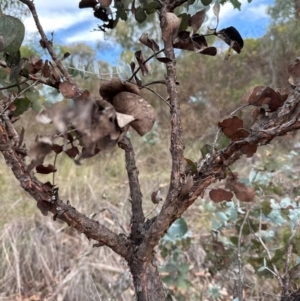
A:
129 258 166 301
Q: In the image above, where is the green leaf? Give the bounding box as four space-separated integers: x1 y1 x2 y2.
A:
184 157 197 173
178 13 191 31
229 236 238 246
229 0 242 10
115 3 128 21
261 200 272 215
0 15 25 65
13 97 31 116
162 275 176 286
200 144 212 158
0 66 7 79
31 97 44 112
257 266 266 272
216 211 228 223
135 7 147 23
166 218 189 240
25 86 39 102
145 2 160 14
201 0 213 5
178 263 190 274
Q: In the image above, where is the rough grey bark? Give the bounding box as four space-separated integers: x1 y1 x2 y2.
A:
2 1 300 300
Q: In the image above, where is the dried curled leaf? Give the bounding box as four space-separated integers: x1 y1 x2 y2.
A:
112 92 155 136
115 112 135 128
36 164 57 174
27 136 53 171
161 12 181 50
59 81 77 99
226 173 256 202
240 144 257 158
174 31 217 56
139 32 159 53
218 116 243 139
209 188 233 203
287 58 300 86
189 8 206 35
216 26 244 53
99 77 140 103
135 50 151 76
243 86 285 112
151 190 162 204
37 97 125 162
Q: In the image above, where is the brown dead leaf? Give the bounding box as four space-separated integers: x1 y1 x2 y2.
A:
36 164 57 174
42 181 54 192
135 50 151 76
209 188 233 203
161 12 181 50
226 173 255 202
287 58 300 86
99 77 140 103
189 9 206 35
65 146 79 159
244 86 284 112
218 116 243 139
230 128 250 141
112 92 155 136
240 144 257 158
59 81 77 99
27 136 53 171
37 200 52 216
139 32 159 53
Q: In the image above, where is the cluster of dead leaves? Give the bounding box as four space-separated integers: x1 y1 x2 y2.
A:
218 116 257 158
28 77 155 173
209 173 255 203
17 55 71 88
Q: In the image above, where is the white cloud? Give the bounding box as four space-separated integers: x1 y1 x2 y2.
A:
207 0 269 25
245 4 269 20
24 10 92 33
66 30 104 43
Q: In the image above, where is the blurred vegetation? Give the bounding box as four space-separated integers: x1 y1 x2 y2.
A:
2 0 300 300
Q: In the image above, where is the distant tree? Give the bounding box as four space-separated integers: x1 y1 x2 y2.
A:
2 0 300 300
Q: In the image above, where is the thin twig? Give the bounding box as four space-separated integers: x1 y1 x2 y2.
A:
144 203 159 219
255 209 284 288
127 49 164 83
0 78 29 90
283 223 299 296
244 284 281 298
18 0 81 93
2 113 20 146
98 207 128 235
0 80 39 115
142 86 171 107
52 153 58 186
237 208 250 301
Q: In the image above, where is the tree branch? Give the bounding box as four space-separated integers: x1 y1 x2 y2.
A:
18 0 81 94
135 1 186 261
137 57 300 261
118 137 144 243
0 60 60 89
167 0 189 11
0 120 132 259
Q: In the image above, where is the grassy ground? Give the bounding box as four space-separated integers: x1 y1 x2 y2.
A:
0 108 292 300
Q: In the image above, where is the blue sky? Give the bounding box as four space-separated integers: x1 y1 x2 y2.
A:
23 0 275 63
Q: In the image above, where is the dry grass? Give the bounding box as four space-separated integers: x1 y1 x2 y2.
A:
0 109 294 300
0 110 176 300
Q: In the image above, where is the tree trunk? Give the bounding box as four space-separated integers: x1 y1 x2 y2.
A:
295 0 300 19
129 257 166 301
